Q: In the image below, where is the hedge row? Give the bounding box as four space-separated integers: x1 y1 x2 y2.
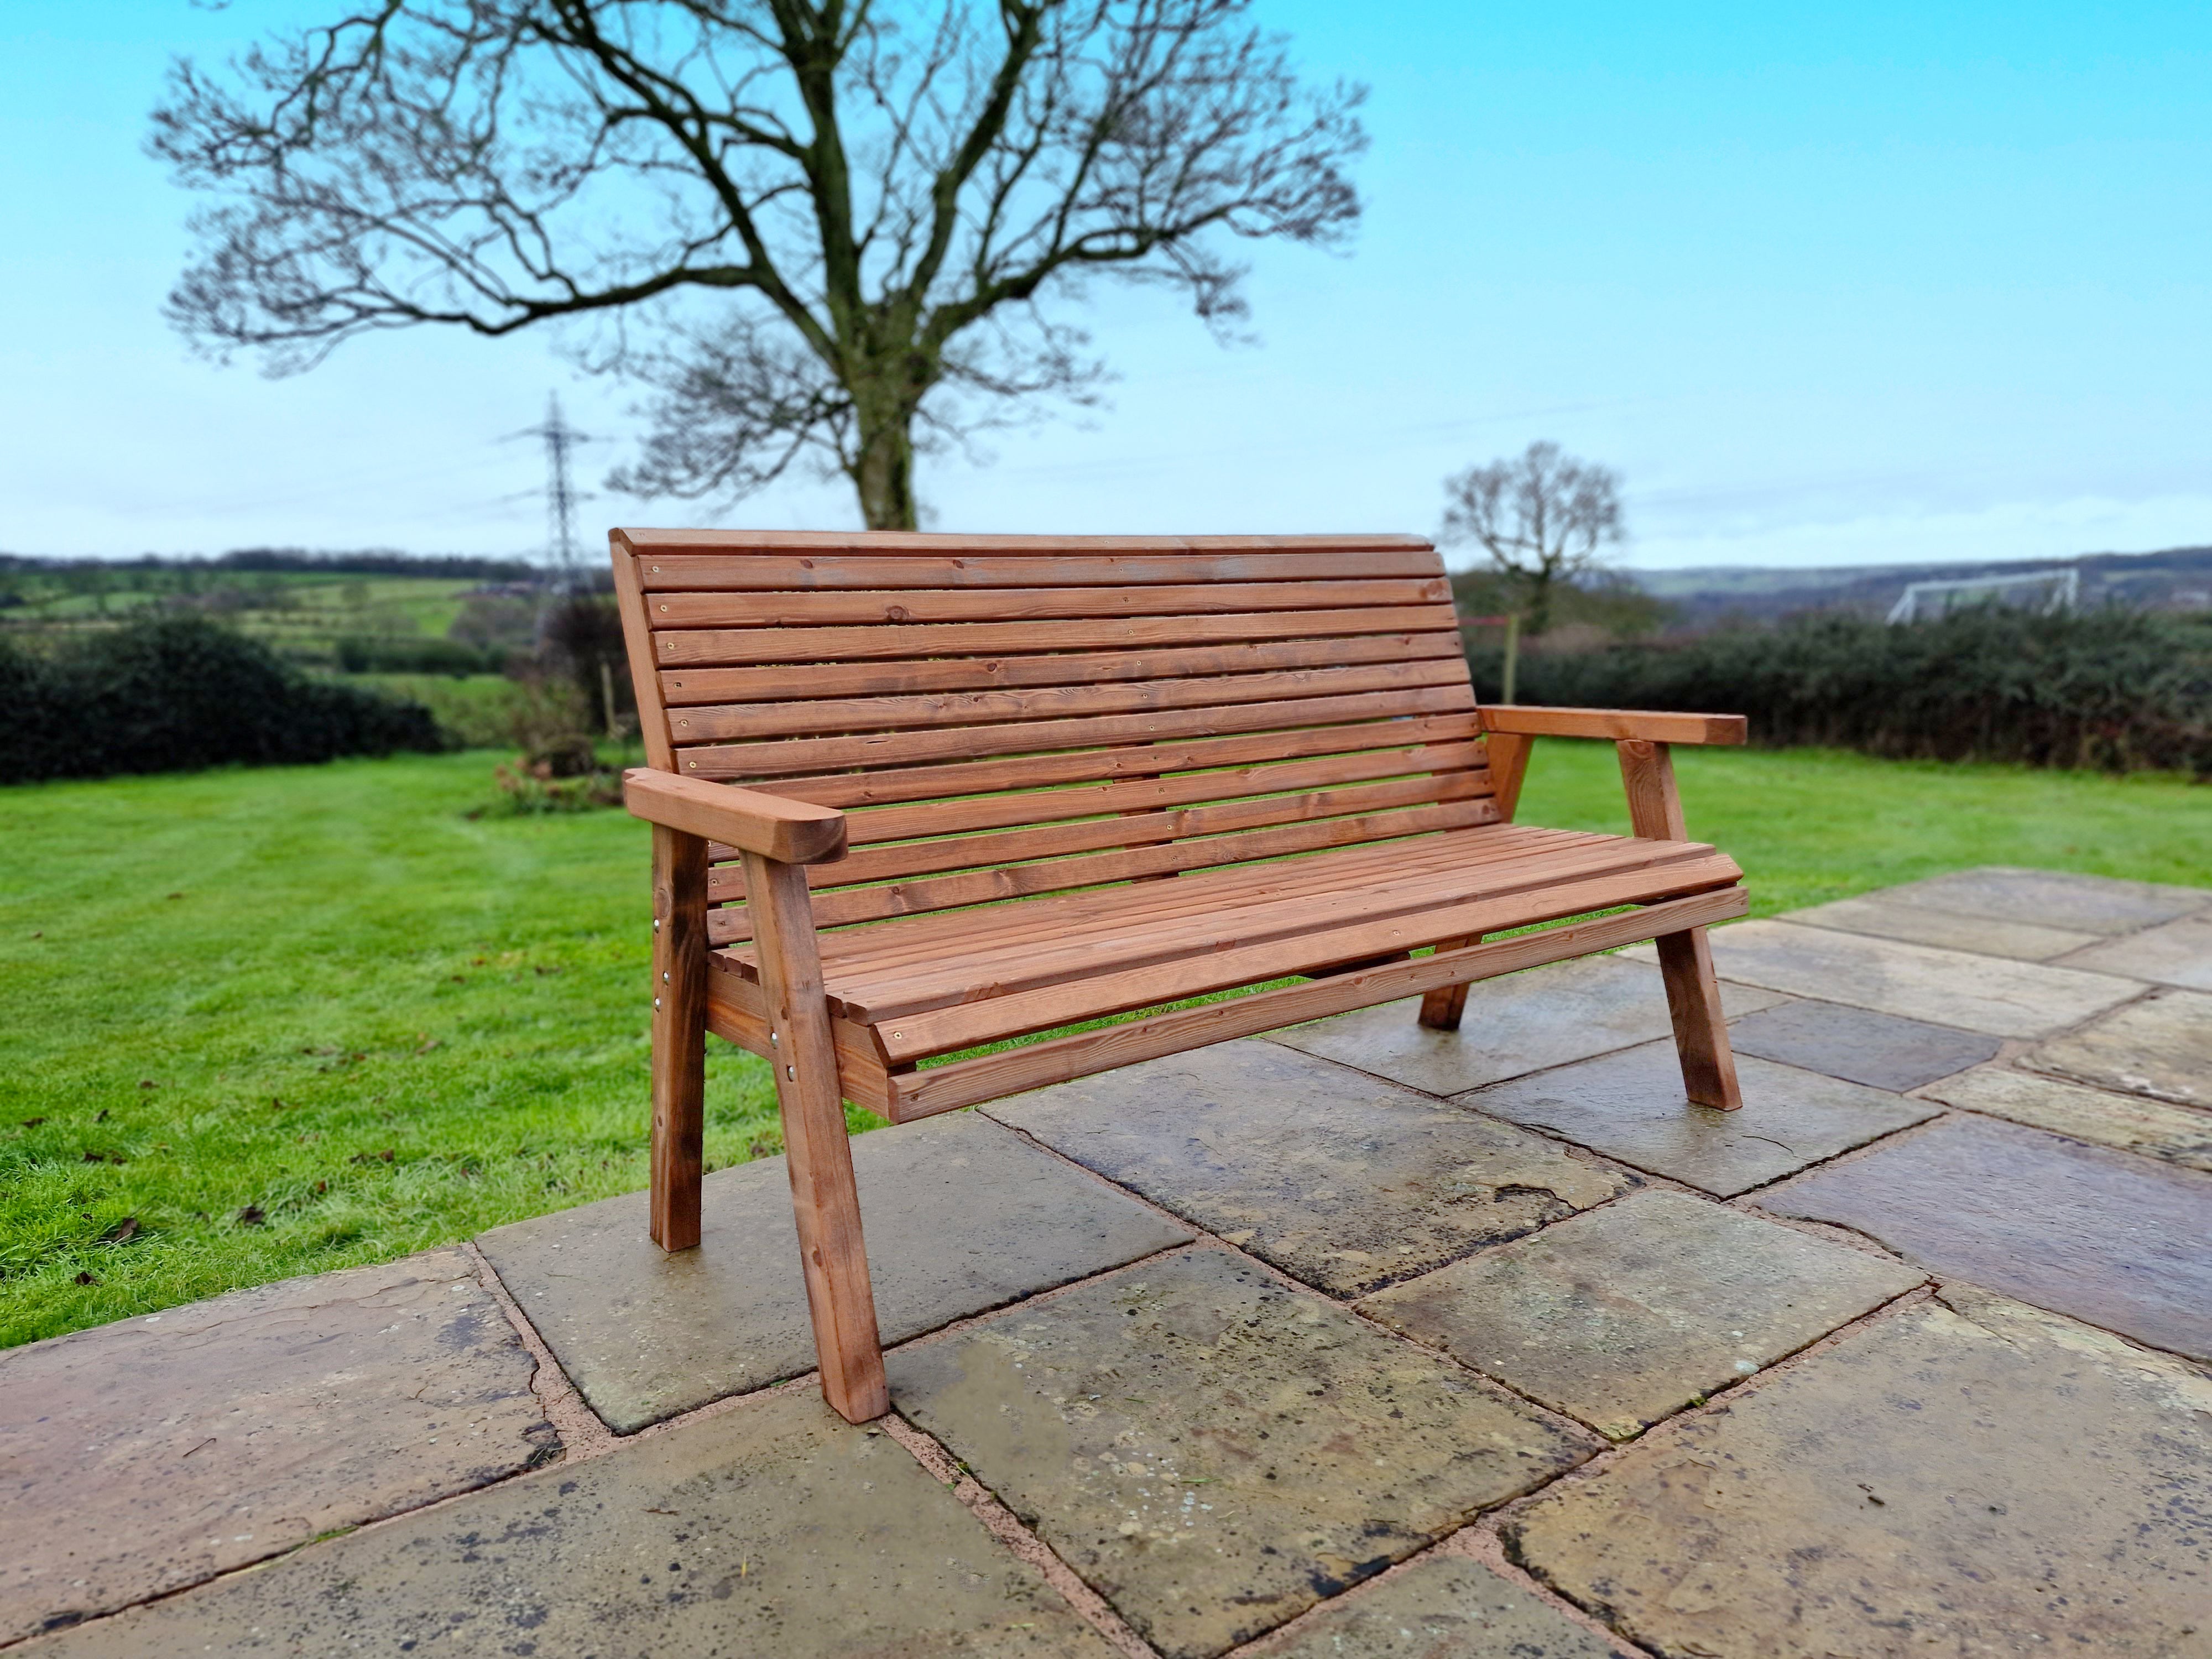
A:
1469 606 2212 775
1 618 446 784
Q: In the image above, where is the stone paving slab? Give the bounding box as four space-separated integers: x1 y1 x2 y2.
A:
1879 865 2211 936
887 1247 1597 1659
1242 1554 1621 1658
479 1112 1192 1433
23 1388 1113 1659
1724 998 2001 1092
985 1041 1629 1298
1920 1064 2212 1173
1361 1191 1923 1441
1759 1112 2212 1361
1467 1042 1937 1197
1507 1286 2212 1658
1267 958 1789 1097
2026 987 2212 1107
1624 919 2143 1036
1782 891 2101 959
2057 911 2212 990
0 1248 552 1647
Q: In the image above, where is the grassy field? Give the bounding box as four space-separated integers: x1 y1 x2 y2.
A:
3 743 2205 1348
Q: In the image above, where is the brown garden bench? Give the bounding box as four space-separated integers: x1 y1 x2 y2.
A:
609 530 1750 1422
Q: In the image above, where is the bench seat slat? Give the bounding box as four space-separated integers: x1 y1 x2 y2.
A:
668 658 1472 743
816 834 1708 1024
654 605 1462 666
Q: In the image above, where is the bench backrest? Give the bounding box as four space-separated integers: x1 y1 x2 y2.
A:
609 530 1495 941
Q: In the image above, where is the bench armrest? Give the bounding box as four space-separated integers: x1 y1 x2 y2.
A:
623 769 848 864
1477 705 1747 746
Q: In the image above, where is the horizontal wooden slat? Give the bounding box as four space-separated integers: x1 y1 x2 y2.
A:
763 798 1499 933
653 605 1462 666
670 659 1472 743
646 578 1449 629
740 715 1488 811
676 687 1475 780
703 772 1491 899
702 972 896 1114
658 631 1464 707
884 887 1752 1119
1478 705 1749 745
634 549 1443 591
833 834 1725 1021
618 528 1433 559
838 742 1488 847
877 851 1743 1057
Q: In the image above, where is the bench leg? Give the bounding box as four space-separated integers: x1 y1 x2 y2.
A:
743 852 890 1424
1616 738 1744 1111
1416 935 1482 1030
650 825 708 1251
1653 927 1743 1109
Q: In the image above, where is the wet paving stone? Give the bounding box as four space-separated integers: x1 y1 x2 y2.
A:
480 1112 1191 1433
986 1041 1629 1298
1759 1112 2212 1361
1268 957 1788 1097
1361 1191 1923 1441
887 1248 1597 1659
0 1248 552 1647
1921 1064 2212 1173
1242 1553 1621 1659
1724 999 2000 1092
1467 1042 1936 1197
1508 1286 2212 1658
1879 865 2210 936
23 1388 1113 1659
2027 987 2212 1108
2057 912 2212 990
1652 920 2142 1037
1782 892 2100 960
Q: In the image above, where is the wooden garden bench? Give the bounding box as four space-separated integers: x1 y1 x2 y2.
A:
609 530 1750 1422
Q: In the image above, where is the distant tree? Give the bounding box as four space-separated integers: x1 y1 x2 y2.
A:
152 1 1367 530
1439 441 1624 635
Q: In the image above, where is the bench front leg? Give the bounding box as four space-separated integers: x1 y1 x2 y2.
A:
650 824 709 1251
741 850 890 1423
1616 739 1744 1111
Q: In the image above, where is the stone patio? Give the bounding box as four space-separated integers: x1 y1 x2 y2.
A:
4 866 2208 1658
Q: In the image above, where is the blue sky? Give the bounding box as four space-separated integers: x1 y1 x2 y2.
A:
3 2 2206 568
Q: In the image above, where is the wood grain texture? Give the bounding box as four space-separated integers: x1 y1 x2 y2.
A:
649 825 709 1251
632 548 1444 589
611 541 676 772
741 852 889 1422
624 769 848 863
1618 738 1744 1110
1417 935 1483 1030
617 528 1433 557
1483 732 1535 821
646 577 1448 629
658 633 1462 705
1479 705 1748 745
881 886 1751 1120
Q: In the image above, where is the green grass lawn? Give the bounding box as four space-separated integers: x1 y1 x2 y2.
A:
3 743 2205 1348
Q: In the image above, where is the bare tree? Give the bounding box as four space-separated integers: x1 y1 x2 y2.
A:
152 1 1366 530
1439 441 1624 635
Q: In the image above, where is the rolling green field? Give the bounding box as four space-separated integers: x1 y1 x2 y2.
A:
3 744 2204 1348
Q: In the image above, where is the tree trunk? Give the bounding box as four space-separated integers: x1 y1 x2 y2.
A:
852 411 919 531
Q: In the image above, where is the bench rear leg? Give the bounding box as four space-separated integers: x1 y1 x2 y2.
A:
1416 935 1482 1030
743 852 890 1424
650 825 708 1250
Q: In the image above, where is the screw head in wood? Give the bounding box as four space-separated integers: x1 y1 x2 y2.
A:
654 997 662 1010
662 971 670 983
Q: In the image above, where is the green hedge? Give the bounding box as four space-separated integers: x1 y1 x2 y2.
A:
333 635 506 675
1 618 446 784
1469 607 2212 775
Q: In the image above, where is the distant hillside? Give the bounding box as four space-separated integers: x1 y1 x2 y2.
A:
1625 544 2212 627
